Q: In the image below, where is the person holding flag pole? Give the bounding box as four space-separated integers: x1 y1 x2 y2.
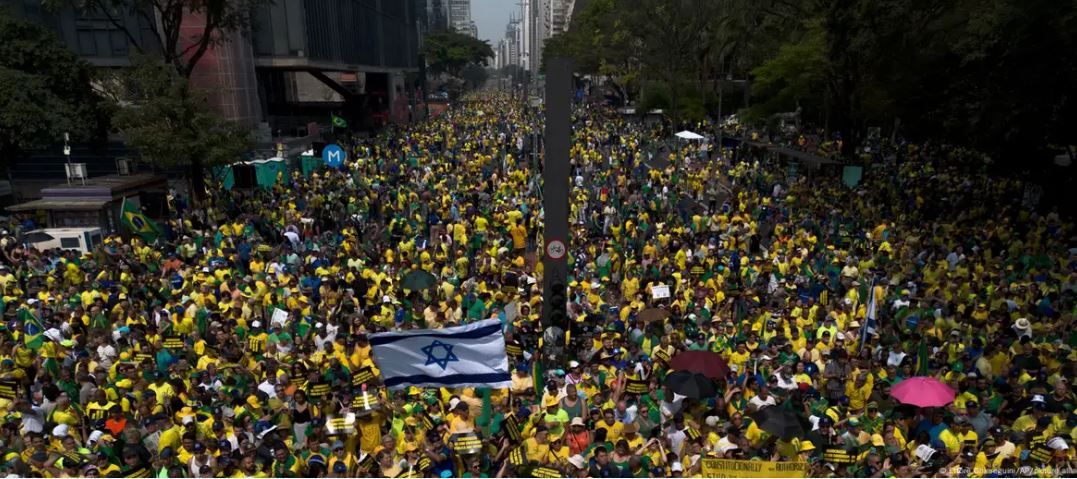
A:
859 273 887 353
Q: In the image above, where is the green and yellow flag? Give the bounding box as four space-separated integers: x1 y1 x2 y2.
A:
331 114 348 129
120 197 162 243
19 307 44 350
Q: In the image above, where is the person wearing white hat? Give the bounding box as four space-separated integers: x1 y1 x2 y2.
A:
52 424 69 438
247 321 268 356
670 461 684 475
1013 318 1032 339
1048 437 1069 450
567 454 587 472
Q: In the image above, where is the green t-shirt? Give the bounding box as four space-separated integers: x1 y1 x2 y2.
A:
543 409 570 438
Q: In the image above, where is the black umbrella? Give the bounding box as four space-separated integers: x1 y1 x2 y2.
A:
664 371 716 399
749 406 807 440
401 270 438 291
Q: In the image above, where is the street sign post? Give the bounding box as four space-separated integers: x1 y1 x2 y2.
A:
543 58 572 336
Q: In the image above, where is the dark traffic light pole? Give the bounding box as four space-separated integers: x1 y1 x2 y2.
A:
542 58 572 342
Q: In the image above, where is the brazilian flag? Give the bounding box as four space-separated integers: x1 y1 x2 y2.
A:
120 197 162 243
331 114 348 129
19 307 44 350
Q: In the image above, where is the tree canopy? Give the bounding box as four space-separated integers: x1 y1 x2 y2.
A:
544 0 1077 162
43 0 263 202
43 0 264 79
0 10 110 173
422 30 495 79
110 57 249 183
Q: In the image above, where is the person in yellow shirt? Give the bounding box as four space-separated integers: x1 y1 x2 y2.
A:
595 409 624 444
523 426 552 464
148 373 176 403
936 416 962 455
247 321 269 356
510 223 527 251
448 400 476 434
327 440 357 475
845 371 874 412
728 343 750 373
954 417 979 450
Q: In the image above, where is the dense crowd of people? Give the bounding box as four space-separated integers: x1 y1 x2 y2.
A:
0 94 1074 478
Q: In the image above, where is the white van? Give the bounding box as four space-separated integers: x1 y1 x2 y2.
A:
23 227 103 253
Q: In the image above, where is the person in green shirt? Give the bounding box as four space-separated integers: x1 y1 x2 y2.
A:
542 394 570 439
271 443 303 477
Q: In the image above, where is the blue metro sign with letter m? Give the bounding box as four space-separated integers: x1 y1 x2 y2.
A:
322 144 346 169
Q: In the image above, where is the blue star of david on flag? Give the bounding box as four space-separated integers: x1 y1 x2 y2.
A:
368 319 513 389
421 340 459 369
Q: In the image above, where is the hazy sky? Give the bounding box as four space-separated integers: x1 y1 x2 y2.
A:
471 0 517 44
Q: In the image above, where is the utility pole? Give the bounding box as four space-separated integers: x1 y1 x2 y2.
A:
542 57 572 346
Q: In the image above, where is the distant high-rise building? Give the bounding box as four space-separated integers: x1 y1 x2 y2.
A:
550 0 575 34
463 20 478 38
424 0 451 32
533 0 550 74
448 0 473 35
513 0 576 75
507 17 521 67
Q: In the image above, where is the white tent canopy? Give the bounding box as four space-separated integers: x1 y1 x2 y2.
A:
675 130 706 140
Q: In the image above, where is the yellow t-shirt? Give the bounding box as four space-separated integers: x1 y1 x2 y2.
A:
595 420 624 444
523 437 551 464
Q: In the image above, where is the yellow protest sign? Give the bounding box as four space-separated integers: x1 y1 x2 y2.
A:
700 459 809 478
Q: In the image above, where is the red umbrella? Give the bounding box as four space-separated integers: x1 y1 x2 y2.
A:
669 350 730 379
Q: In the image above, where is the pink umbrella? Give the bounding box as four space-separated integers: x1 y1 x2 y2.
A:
890 376 956 408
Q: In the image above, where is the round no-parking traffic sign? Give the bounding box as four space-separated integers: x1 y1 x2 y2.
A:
546 239 566 260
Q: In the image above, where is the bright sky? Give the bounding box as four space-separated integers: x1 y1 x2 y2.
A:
471 0 517 44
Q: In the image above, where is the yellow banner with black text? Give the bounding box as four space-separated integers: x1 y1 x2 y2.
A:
700 459 809 478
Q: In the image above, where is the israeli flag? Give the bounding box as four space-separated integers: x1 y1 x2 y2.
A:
860 278 879 352
370 319 512 389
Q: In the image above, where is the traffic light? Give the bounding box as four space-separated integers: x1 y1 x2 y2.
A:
545 281 567 329
542 280 568 357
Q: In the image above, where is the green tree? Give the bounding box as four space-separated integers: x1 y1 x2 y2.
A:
422 30 495 79
110 58 249 191
0 10 110 179
44 0 263 79
45 0 264 203
543 0 639 104
460 64 489 90
742 20 827 123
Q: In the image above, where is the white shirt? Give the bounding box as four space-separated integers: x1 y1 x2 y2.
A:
749 395 777 410
716 435 739 452
773 373 798 391
96 344 117 366
667 427 688 458
660 393 686 420
257 380 278 398
283 231 300 246
20 406 46 434
887 351 907 367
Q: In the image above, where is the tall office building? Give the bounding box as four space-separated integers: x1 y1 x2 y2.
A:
447 0 474 36
2 0 423 136
507 17 521 67
532 0 549 74
550 0 575 34
515 0 577 75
